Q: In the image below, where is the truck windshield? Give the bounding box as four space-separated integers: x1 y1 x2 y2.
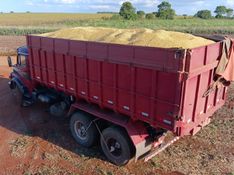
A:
17 55 27 67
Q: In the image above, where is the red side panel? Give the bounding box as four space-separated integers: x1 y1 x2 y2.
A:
27 35 226 136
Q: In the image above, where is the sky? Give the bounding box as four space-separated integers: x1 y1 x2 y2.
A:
0 0 234 15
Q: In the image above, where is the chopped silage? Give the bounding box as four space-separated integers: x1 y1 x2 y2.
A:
39 27 215 49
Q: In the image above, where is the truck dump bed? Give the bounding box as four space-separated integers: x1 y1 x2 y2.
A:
27 35 227 136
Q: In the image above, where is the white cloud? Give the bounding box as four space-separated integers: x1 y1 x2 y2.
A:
43 0 78 4
27 0 160 8
192 0 205 5
25 0 161 12
24 0 234 14
54 0 77 4
89 5 111 9
118 0 159 7
226 0 234 6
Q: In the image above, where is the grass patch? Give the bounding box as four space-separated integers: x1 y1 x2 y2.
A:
0 50 17 56
9 136 30 157
95 167 113 175
0 27 56 36
24 164 75 175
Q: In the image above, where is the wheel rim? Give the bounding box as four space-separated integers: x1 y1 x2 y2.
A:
106 138 122 158
74 121 87 141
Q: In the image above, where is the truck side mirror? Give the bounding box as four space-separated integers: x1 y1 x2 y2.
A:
7 56 12 67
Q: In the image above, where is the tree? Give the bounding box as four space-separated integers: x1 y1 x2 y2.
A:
226 8 234 18
146 13 155 19
214 6 227 18
158 1 171 11
157 1 175 19
137 10 145 19
195 10 212 19
119 2 137 20
183 14 187 19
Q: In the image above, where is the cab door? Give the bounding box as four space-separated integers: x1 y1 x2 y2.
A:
13 54 32 92
15 54 29 77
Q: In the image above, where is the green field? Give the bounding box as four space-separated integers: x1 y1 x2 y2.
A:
0 13 234 35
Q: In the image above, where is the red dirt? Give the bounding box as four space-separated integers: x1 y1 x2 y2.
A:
0 36 234 174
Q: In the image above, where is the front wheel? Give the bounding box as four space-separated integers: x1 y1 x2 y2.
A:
11 84 32 107
12 87 23 105
70 112 98 147
100 126 134 166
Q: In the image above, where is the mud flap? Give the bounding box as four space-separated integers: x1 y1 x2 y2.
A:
135 139 152 161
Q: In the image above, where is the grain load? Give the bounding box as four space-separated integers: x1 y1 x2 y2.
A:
39 27 215 49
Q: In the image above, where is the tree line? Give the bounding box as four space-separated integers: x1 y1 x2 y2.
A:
117 1 234 20
195 6 233 19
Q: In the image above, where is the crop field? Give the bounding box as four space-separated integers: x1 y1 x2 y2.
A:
60 18 234 34
0 13 113 26
0 13 234 35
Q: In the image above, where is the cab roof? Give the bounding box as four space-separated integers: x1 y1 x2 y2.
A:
17 46 28 56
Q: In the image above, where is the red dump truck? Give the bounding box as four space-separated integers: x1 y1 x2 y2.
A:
7 34 232 165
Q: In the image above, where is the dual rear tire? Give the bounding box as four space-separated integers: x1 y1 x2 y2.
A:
100 127 133 166
70 112 134 166
70 112 98 147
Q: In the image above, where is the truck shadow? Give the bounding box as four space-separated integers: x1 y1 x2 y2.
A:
0 74 107 163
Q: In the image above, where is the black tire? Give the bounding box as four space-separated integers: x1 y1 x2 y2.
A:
12 87 32 107
49 102 67 117
12 87 23 106
70 112 98 147
100 126 134 166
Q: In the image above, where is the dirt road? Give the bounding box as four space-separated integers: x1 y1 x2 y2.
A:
0 36 25 56
0 47 234 174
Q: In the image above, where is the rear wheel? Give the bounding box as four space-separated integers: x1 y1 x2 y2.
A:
100 126 134 166
70 112 98 147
